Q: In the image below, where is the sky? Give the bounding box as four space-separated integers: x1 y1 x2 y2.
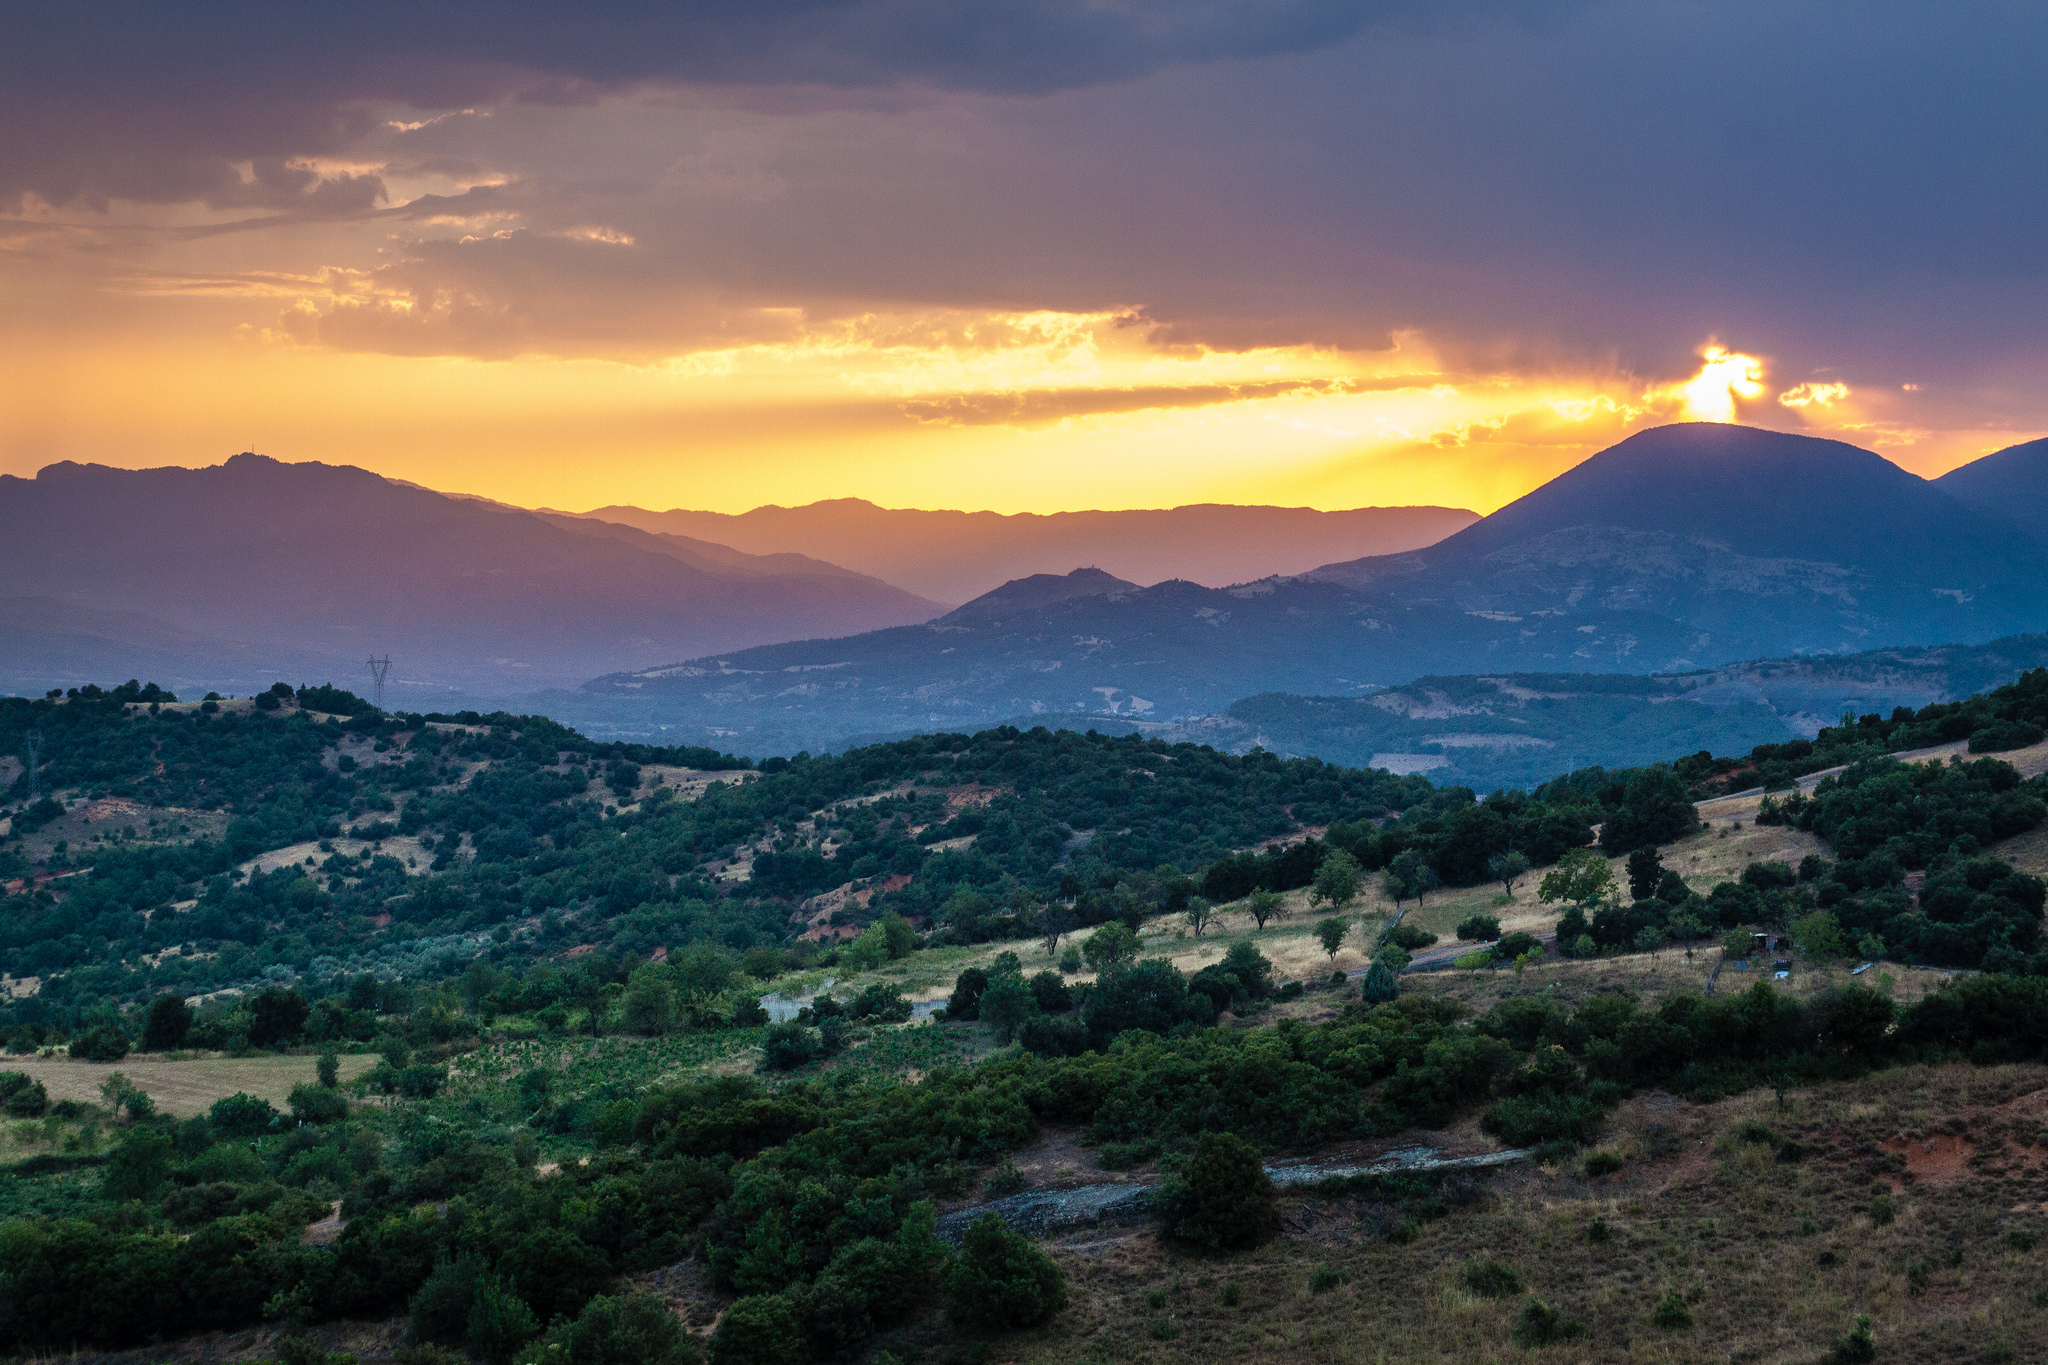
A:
3 1 2045 516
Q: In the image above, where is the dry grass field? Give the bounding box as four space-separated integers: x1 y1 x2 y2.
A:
0 1051 377 1117
993 1062 2048 1365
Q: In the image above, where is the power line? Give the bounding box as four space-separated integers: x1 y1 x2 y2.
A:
367 656 392 711
24 731 40 802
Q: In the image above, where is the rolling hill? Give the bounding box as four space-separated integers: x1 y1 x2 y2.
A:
0 454 946 695
561 498 1480 602
1934 434 2048 539
575 425 2048 754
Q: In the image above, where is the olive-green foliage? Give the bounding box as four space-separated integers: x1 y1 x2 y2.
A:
515 1292 700 1365
467 1279 540 1365
1511 1299 1586 1347
1156 1132 1274 1253
1460 1258 1524 1299
709 1296 806 1365
945 1213 1067 1331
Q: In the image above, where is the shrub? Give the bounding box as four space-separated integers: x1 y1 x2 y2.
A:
1219 1281 1242 1307
1650 1292 1692 1329
1971 719 2045 753
209 1091 280 1138
1308 1263 1346 1293
1029 972 1072 1013
1387 923 1438 951
2 1076 47 1117
1495 932 1543 960
759 1023 820 1071
710 1297 806 1365
945 1213 1068 1331
289 1083 348 1125
1587 1217 1611 1244
141 993 193 1051
987 1160 1028 1198
468 1282 540 1365
1156 1132 1275 1253
2006 1226 2038 1251
515 1292 700 1365
1869 1195 1895 1227
1511 1299 1586 1347
1584 1151 1623 1177
70 1023 130 1062
410 1257 486 1346
1824 1315 1876 1365
1460 1258 1524 1299
1359 962 1400 1005
1456 915 1502 942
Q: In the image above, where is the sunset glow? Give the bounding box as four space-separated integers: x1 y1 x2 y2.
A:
1674 345 1766 424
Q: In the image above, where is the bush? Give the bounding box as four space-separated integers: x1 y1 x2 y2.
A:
1824 1314 1876 1365
1156 1131 1274 1253
209 1091 281 1138
1456 915 1502 942
709 1297 806 1365
1308 1263 1346 1293
410 1256 486 1346
1029 972 1072 1013
1359 962 1400 1005
1387 923 1438 950
1460 1258 1525 1299
1971 719 2045 753
141 993 193 1051
2 1076 47 1117
515 1292 700 1365
1650 1291 1693 1330
1495 932 1543 960
468 1280 540 1365
944 1213 1068 1331
289 1082 348 1125
1583 1151 1623 1177
1511 1299 1586 1347
759 1022 820 1071
70 1023 130 1062
946 967 988 1020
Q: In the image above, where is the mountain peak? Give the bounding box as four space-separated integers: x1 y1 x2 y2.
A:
945 566 1140 620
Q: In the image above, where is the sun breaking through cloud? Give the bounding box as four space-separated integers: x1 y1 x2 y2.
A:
1675 343 1766 423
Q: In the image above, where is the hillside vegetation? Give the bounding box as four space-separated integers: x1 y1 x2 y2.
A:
0 667 2047 1360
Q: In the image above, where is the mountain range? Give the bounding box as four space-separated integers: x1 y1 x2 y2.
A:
561 499 1480 602
579 424 2048 754
0 455 945 696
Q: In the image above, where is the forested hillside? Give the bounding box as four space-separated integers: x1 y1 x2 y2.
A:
2 668 2048 1361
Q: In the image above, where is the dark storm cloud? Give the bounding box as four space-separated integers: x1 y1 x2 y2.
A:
0 0 1448 209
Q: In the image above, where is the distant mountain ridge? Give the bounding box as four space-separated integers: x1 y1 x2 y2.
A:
558 498 1480 602
0 454 946 695
1934 435 2048 539
578 424 2048 753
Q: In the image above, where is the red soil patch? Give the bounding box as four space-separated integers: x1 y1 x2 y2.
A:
1883 1132 1971 1185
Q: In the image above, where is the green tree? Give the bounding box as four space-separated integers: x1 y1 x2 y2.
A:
977 972 1040 1043
877 911 917 959
1792 909 1849 961
1183 896 1215 937
710 1296 806 1365
102 1125 173 1200
1082 922 1140 974
467 1280 540 1365
1627 846 1664 901
1487 850 1532 894
1247 888 1285 931
1600 766 1702 853
1359 961 1400 1005
140 993 192 1051
1316 917 1349 960
621 965 676 1036
1157 1131 1275 1252
945 1213 1068 1331
516 1292 700 1365
317 1049 340 1088
248 987 311 1049
1539 848 1615 915
1312 848 1361 909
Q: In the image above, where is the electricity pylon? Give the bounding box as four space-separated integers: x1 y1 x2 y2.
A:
367 656 392 711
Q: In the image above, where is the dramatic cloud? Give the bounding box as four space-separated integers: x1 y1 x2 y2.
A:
2 1 2043 513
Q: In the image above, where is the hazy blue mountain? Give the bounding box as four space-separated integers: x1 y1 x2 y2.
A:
0 596 360 700
1309 423 2048 663
577 424 2048 753
561 498 1479 602
1934 436 2048 539
0 455 945 694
